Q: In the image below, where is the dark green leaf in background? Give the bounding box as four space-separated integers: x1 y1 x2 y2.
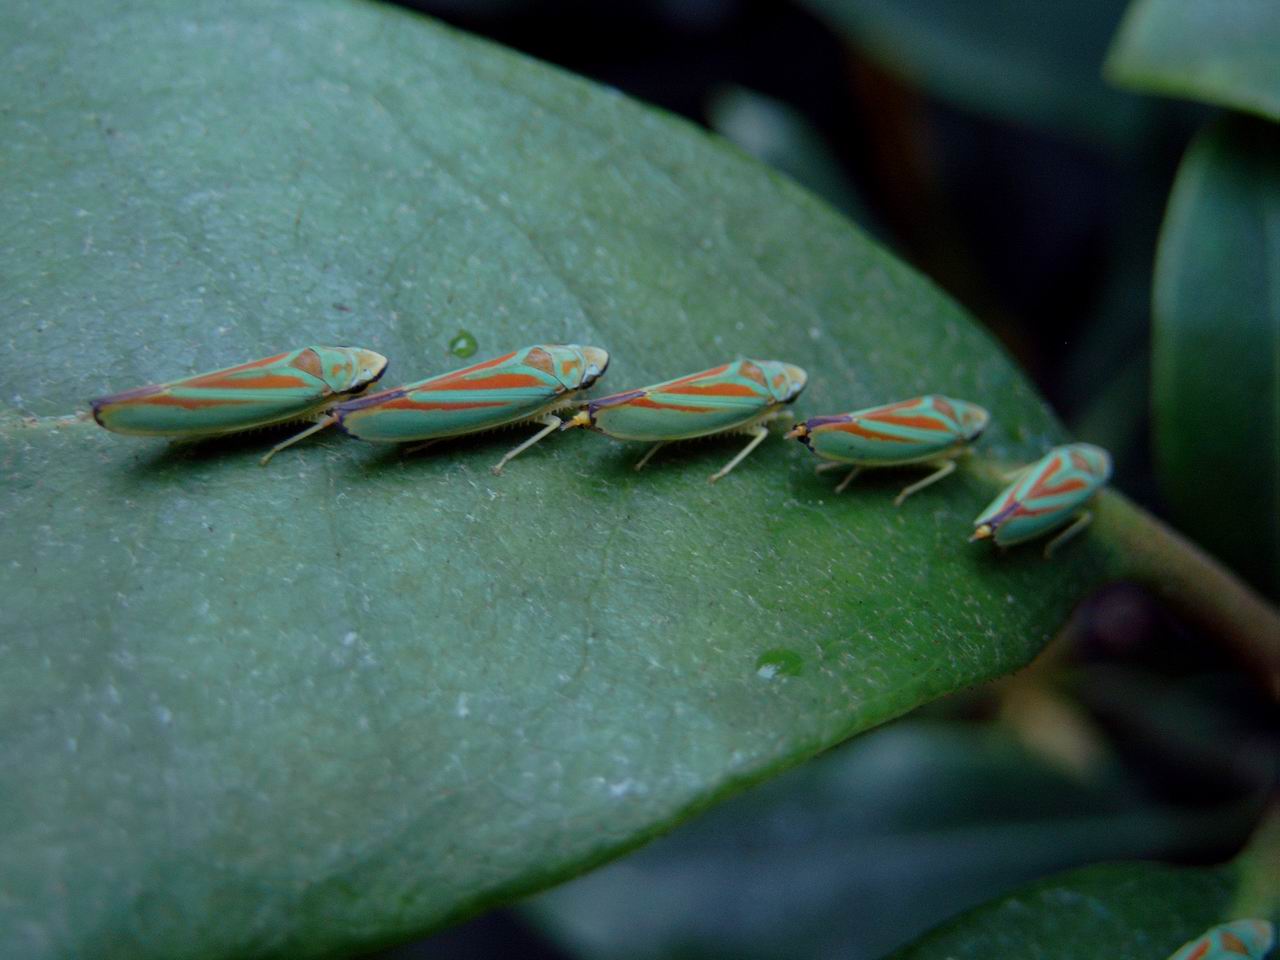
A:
794 0 1153 152
892 810 1280 960
1106 0 1280 122
706 84 880 234
1152 118 1280 598
892 861 1240 960
0 0 1164 957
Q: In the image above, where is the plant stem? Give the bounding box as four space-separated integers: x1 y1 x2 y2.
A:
1096 490 1280 696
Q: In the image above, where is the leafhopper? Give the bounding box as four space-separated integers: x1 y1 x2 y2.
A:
91 346 388 459
787 394 989 504
326 343 610 474
971 442 1112 557
1166 920 1274 960
561 359 808 483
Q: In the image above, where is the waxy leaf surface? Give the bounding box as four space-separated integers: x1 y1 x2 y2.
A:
1 1 1112 956
1152 119 1280 598
1106 0 1280 121
894 812 1280 960
892 861 1243 960
797 0 1153 152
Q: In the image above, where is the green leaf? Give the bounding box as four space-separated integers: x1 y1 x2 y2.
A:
891 861 1241 960
794 0 1155 152
1105 0 1280 122
2 1 1126 957
891 813 1280 960
525 720 1255 960
1152 118 1280 598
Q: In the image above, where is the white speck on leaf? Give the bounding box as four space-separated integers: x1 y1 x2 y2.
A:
608 779 643 798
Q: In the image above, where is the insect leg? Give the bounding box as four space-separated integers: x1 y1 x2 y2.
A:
834 466 862 494
894 459 956 506
491 414 562 475
708 424 769 484
259 414 338 466
814 461 846 474
633 442 667 472
1043 510 1092 559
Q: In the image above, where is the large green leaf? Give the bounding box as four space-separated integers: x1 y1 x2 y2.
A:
892 861 1242 960
795 0 1154 151
892 814 1280 960
2 1 1120 957
1106 0 1280 122
1152 119 1280 598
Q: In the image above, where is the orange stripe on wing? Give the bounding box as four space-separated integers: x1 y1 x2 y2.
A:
438 351 519 378
656 364 731 389
184 374 314 391
133 395 256 410
1070 450 1095 473
866 398 922 414
864 412 950 432
186 352 290 384
1218 932 1250 955
1025 457 1062 498
1039 478 1088 496
1010 482 1089 518
433 372 547 391
661 382 762 398
376 398 509 412
824 420 916 442
621 395 718 414
1027 457 1089 499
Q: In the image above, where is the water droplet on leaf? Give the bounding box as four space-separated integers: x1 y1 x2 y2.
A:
755 648 803 679
448 329 478 358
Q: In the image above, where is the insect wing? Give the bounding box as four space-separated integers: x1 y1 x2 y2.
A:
337 346 566 442
588 360 776 441
975 444 1108 545
807 395 969 465
91 348 335 437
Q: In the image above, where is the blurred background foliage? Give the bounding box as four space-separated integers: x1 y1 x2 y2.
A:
353 0 1276 956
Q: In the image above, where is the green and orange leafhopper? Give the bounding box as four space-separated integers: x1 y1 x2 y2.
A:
320 343 610 474
91 346 388 461
786 394 989 504
1166 919 1274 960
561 358 808 483
971 442 1112 557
